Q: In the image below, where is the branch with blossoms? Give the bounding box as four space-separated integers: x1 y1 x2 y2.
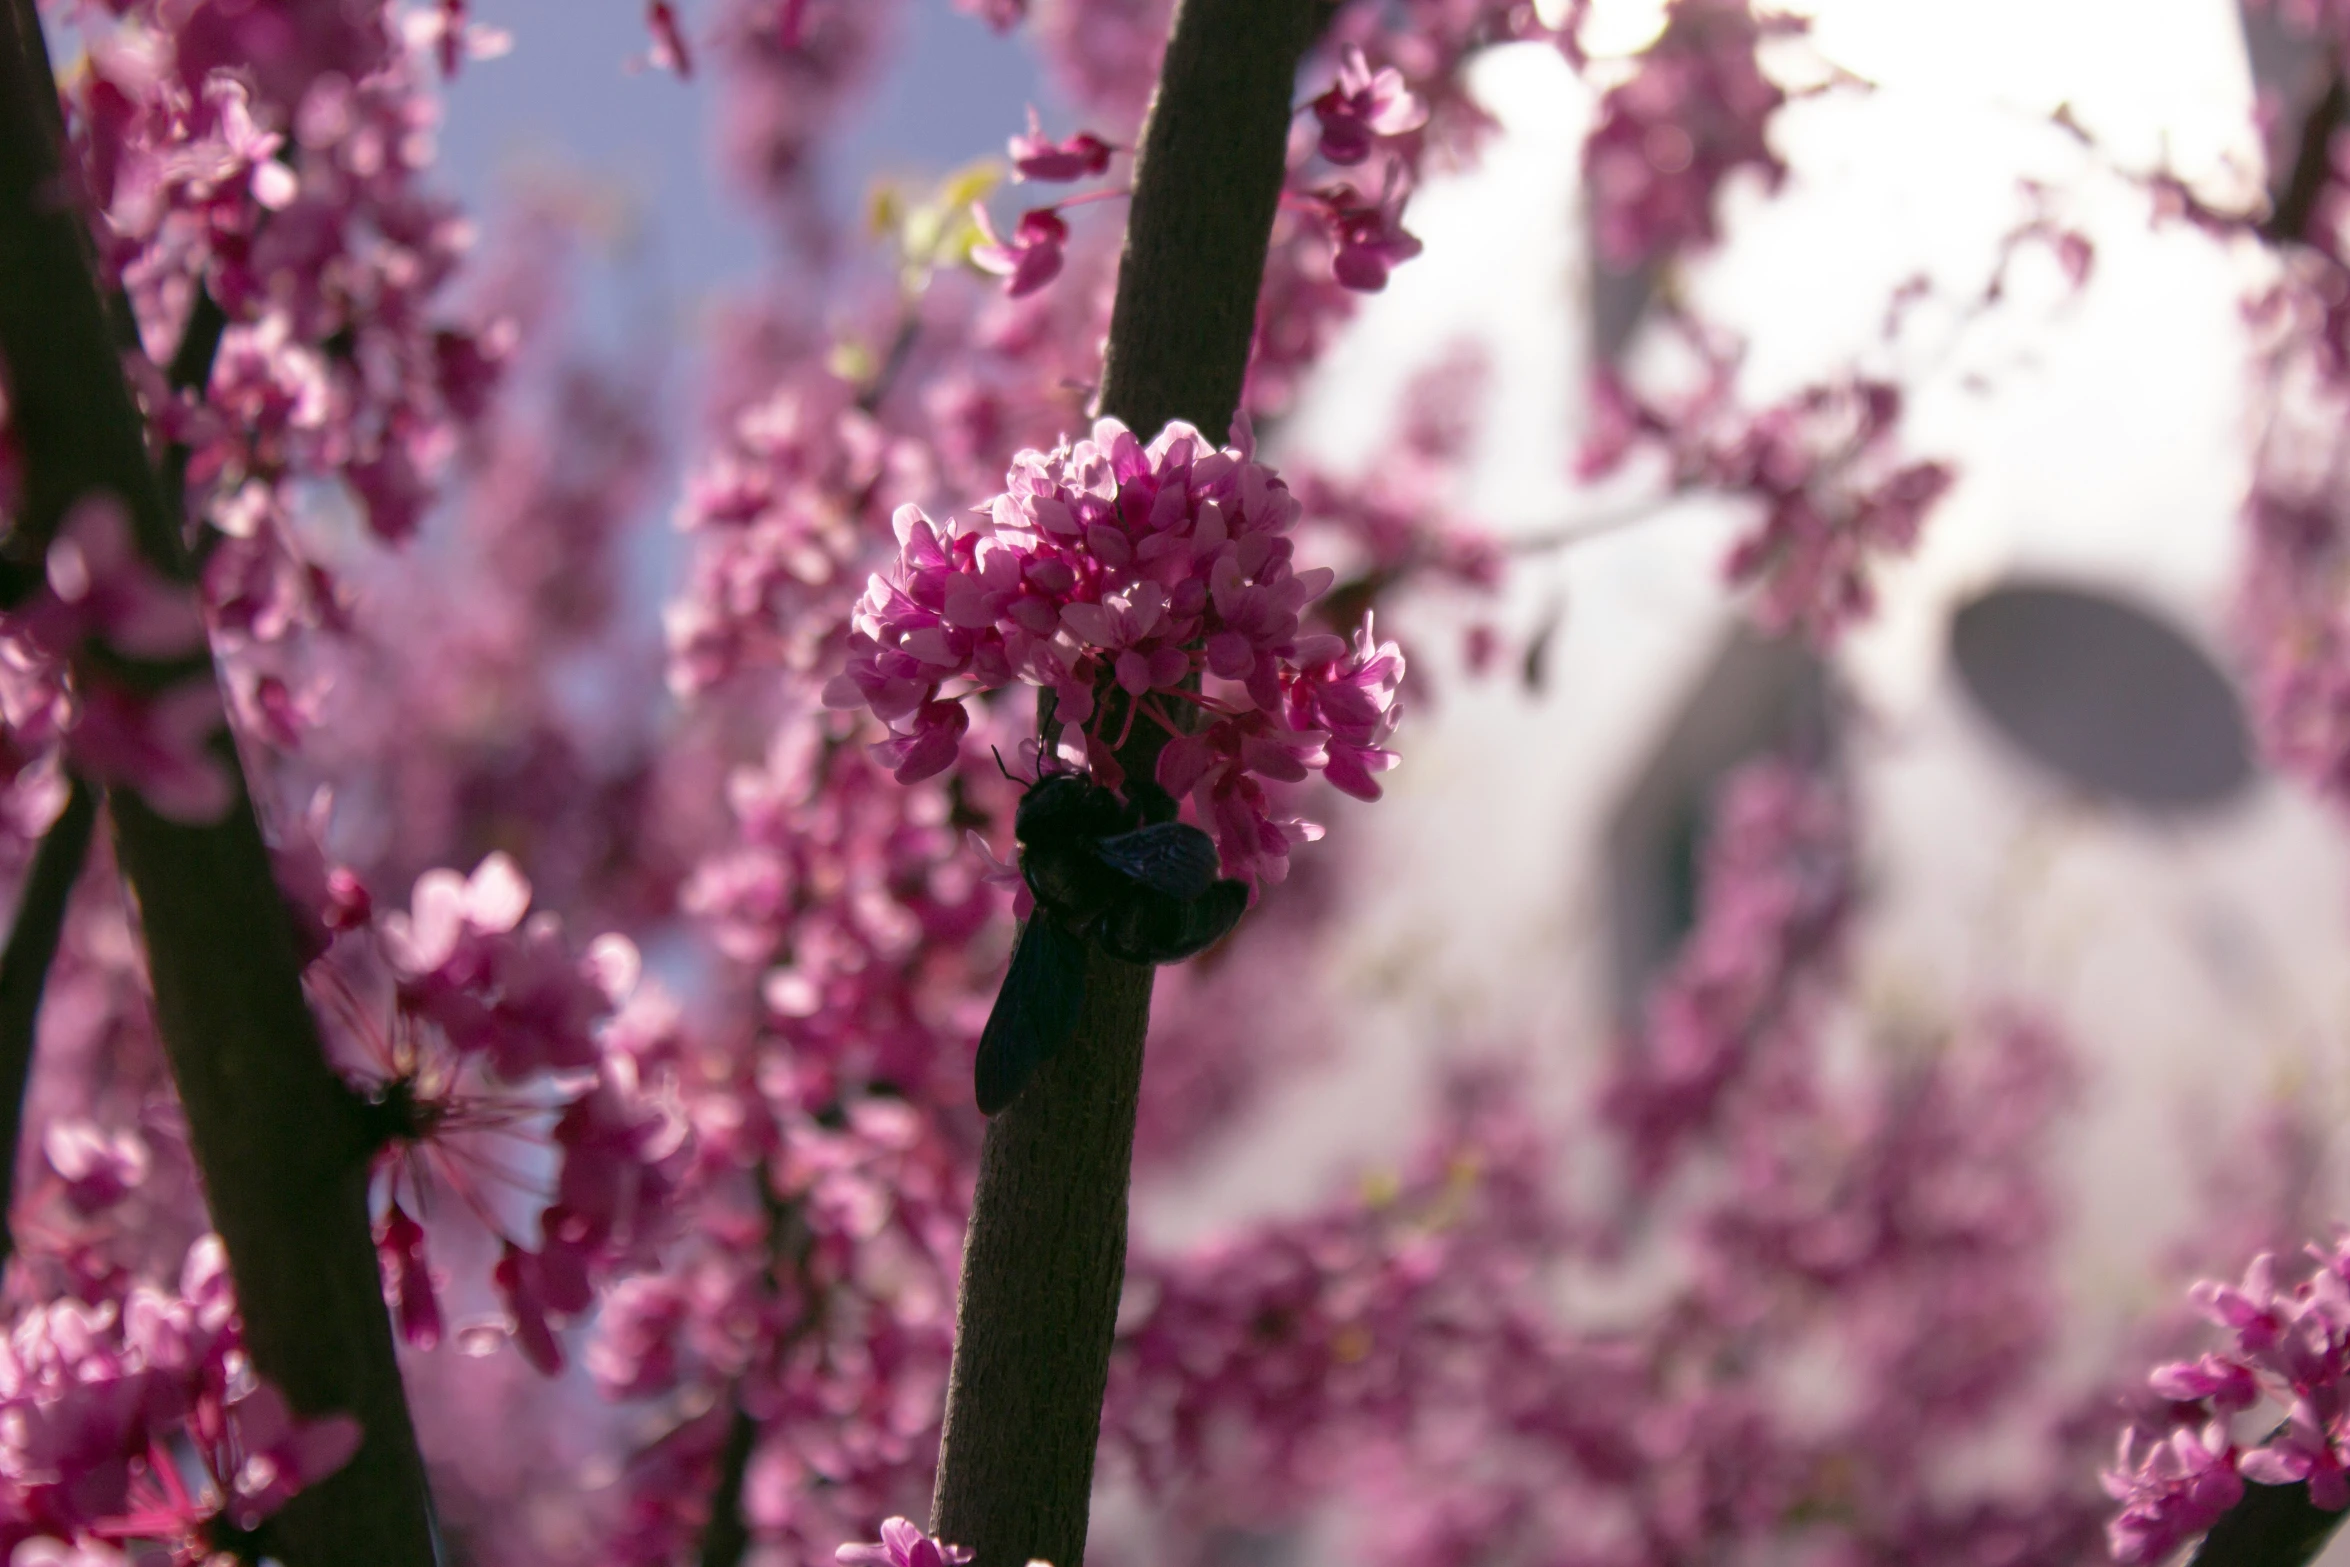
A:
1581 340 1955 645
2105 1244 2350 1567
830 418 1404 885
0 1236 368 1563
0 0 445 1557
799 2 1437 1564
964 37 1431 313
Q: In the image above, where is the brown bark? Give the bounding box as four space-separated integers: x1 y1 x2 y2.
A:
0 4 439 1562
928 4 1328 1565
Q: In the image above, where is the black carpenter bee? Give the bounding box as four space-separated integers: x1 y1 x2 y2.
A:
975 771 1248 1114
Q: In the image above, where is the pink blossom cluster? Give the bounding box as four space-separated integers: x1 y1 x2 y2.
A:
1242 2 1580 414
1584 0 1796 270
827 417 1404 887
1100 761 2102 1567
299 853 684 1376
0 0 2182 1561
705 0 901 256
969 36 1438 317
838 1516 974 1567
678 729 1005 1104
2106 1240 2350 1562
1601 757 1851 1187
2239 474 2350 808
1585 366 1955 643
666 367 928 697
0 1237 360 1563
0 496 228 825
588 1070 966 1564
59 0 507 546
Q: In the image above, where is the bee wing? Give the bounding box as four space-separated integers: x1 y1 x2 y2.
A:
975 914 1089 1115
1091 822 1221 902
1158 879 1249 961
1095 879 1249 965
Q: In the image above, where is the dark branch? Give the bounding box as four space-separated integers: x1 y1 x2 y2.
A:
693 1399 760 1567
2173 54 2350 1567
1094 0 1330 439
0 776 97 1272
928 4 1327 1566
0 4 438 1562
0 0 179 578
2264 74 2349 247
2191 1480 2345 1567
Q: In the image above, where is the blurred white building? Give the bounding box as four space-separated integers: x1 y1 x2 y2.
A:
1143 5 2350 1387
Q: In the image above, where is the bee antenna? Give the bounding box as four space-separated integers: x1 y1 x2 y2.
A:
991 746 1017 782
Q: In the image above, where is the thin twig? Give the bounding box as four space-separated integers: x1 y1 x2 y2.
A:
0 776 97 1272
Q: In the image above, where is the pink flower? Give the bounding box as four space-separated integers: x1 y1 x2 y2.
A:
1315 166 1423 293
645 0 692 76
872 697 972 785
43 1122 150 1214
2193 1253 2290 1353
2104 1422 2246 1564
64 679 235 826
2150 1352 2261 1412
837 1517 973 1567
494 1241 568 1375
1583 0 1790 269
831 417 1394 885
953 0 1027 31
2243 1398 2350 1508
207 1383 363 1532
1285 618 1403 801
1310 48 1428 167
23 495 207 663
1010 108 1112 182
375 1201 443 1350
971 205 1070 298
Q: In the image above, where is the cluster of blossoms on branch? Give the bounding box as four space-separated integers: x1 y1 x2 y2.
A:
295 851 684 1377
1599 752 1851 1186
828 417 1405 887
10 0 2274 1561
0 497 225 828
0 1237 360 1563
1583 0 1796 273
1098 758 2108 1566
974 42 1429 305
2106 1240 2350 1562
61 0 504 546
1584 358 1955 643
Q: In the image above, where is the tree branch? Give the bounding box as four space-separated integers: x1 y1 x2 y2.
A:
694 1399 760 1567
928 4 1327 1565
1093 1 1328 440
0 4 438 1562
2190 1480 2343 1567
2264 73 2349 248
0 776 97 1272
2173 57 2350 1567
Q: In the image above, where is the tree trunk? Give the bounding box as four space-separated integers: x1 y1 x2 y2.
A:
0 6 440 1562
927 4 1329 1565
